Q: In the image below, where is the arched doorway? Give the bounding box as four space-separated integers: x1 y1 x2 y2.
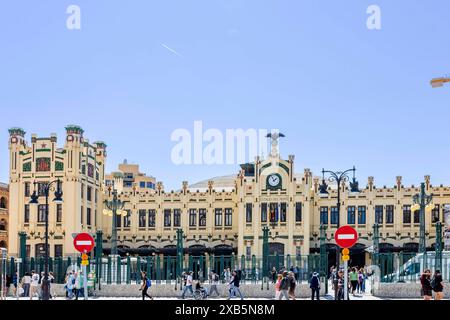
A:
188 245 207 280
211 245 234 274
349 243 367 268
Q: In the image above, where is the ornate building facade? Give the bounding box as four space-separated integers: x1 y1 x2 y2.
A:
8 126 106 257
0 183 8 249
7 126 450 267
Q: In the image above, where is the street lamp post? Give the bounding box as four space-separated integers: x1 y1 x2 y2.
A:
262 226 270 280
319 167 359 270
412 183 434 268
103 189 127 257
29 179 63 301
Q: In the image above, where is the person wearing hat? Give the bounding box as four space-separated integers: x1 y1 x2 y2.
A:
310 272 321 301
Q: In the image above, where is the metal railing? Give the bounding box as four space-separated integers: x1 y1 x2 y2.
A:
2 254 328 286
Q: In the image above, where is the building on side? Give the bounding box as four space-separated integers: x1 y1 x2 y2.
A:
0 183 8 249
8 126 106 257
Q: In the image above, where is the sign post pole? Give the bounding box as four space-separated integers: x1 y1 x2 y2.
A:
73 233 95 301
83 260 88 301
344 259 348 301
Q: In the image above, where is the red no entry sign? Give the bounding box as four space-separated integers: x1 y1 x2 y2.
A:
335 226 358 249
73 233 95 253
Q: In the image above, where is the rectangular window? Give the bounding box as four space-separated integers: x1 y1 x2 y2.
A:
56 204 62 223
414 209 420 224
225 208 233 226
280 203 287 222
330 207 338 225
38 204 46 222
38 182 47 196
432 205 440 223
246 203 252 223
87 186 92 202
115 211 121 228
139 209 147 228
140 182 146 188
320 207 328 225
124 210 131 228
295 202 302 222
149 210 156 228
81 183 84 199
269 203 278 223
375 206 383 224
386 205 394 224
164 209 172 227
189 209 197 227
24 204 30 223
261 203 267 222
81 206 84 225
358 206 366 225
95 190 98 204
54 245 63 258
347 206 356 225
403 205 411 224
87 208 91 226
174 209 181 227
25 182 31 197
199 209 207 227
215 209 222 226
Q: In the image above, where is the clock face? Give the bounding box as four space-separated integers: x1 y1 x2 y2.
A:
268 174 281 188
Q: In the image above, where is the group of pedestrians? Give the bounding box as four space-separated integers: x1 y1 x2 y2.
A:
420 269 444 300
6 270 55 299
329 266 368 300
274 270 297 300
63 270 86 300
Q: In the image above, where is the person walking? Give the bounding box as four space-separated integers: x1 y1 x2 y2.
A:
330 268 339 300
274 274 282 299
181 271 194 299
431 270 444 301
278 271 290 300
140 271 154 300
66 271 75 300
271 267 277 284
30 270 40 300
337 270 347 301
12 272 18 297
208 271 220 298
21 272 31 297
75 271 85 300
48 272 55 299
420 269 433 300
228 270 244 300
358 268 366 294
310 272 321 300
349 268 358 296
288 272 297 300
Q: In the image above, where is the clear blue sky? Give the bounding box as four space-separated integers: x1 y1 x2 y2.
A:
1 0 449 191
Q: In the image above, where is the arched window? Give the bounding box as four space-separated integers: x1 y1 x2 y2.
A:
0 219 6 231
0 197 6 209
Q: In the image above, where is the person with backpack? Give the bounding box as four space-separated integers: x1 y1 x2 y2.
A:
310 272 321 300
278 271 290 300
431 270 444 300
140 271 153 300
208 271 220 298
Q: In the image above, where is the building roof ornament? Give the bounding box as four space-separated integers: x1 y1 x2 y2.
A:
266 131 285 158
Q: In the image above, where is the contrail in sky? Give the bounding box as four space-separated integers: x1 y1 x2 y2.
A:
161 44 183 57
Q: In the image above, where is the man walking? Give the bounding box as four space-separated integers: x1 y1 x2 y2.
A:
228 270 244 300
209 271 220 298
310 272 321 300
181 271 194 299
278 272 290 300
140 271 154 300
30 271 40 300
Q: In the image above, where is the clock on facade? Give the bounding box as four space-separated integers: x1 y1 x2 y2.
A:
267 173 282 190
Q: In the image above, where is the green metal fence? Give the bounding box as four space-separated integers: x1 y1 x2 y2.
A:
3 254 327 285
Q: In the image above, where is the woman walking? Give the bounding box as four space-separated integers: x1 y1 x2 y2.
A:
288 272 297 300
274 274 282 299
140 271 154 300
432 270 444 301
420 269 433 300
